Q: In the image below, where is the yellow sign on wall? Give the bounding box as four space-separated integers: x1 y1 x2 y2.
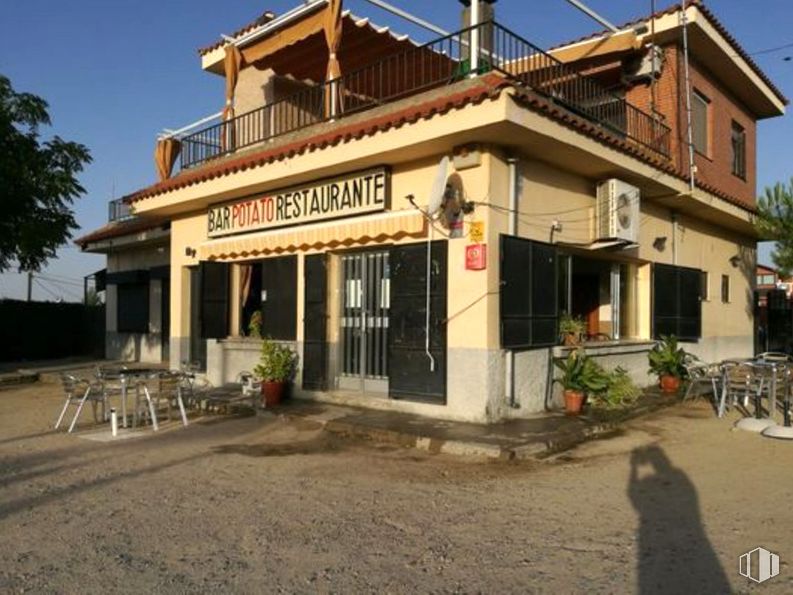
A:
469 221 485 243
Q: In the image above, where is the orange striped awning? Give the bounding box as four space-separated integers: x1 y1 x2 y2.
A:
198 210 427 261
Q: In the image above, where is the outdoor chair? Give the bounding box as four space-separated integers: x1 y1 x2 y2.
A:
133 371 189 431
55 373 108 433
717 361 759 418
682 355 721 405
179 361 211 409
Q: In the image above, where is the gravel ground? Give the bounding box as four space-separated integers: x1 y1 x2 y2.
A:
1 380 792 594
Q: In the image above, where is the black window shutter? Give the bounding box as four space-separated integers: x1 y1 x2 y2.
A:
500 235 558 349
200 262 230 339
652 263 702 341
261 255 298 341
302 254 328 390
117 282 150 333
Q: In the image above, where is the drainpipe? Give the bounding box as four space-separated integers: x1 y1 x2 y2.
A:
671 211 678 266
506 156 519 408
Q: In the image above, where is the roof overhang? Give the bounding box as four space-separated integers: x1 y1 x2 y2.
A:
549 4 786 118
78 223 170 254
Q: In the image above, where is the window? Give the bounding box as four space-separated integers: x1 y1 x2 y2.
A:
653 264 702 341
701 271 710 301
721 274 731 303
117 283 149 333
731 121 746 179
500 235 558 349
757 274 775 286
692 90 710 155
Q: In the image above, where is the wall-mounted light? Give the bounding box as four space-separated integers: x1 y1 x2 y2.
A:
729 255 741 268
653 236 667 251
184 247 196 258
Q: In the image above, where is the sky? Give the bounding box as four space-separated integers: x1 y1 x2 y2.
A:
1 0 791 301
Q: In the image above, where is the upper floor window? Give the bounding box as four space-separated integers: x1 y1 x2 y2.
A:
731 121 746 179
692 90 710 155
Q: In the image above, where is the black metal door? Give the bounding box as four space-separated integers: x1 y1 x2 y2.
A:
339 251 390 392
260 256 297 341
388 241 447 403
303 254 328 390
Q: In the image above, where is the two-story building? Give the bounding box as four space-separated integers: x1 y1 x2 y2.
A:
77 0 786 422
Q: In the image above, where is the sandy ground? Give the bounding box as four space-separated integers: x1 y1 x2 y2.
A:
1 380 792 594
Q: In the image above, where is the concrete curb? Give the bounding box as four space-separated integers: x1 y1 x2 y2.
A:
281 393 686 461
0 372 39 388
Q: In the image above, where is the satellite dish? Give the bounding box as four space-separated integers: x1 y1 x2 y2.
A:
427 156 450 219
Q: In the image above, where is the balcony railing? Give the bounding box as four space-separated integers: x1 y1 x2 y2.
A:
177 21 670 170
108 197 134 222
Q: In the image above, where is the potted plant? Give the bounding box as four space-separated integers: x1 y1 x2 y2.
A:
247 311 262 339
253 337 298 407
594 367 641 410
647 335 688 393
553 349 610 415
559 313 587 346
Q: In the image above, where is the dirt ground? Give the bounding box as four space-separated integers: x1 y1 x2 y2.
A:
1 380 792 594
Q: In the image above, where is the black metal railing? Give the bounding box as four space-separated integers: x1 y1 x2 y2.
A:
488 22 670 157
178 21 670 170
108 197 134 222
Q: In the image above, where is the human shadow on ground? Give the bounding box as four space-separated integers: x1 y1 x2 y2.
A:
628 445 730 594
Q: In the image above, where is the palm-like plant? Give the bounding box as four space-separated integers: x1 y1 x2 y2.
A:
647 335 688 379
554 349 610 394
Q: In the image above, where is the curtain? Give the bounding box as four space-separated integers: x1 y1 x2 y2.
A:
323 0 344 118
154 138 182 181
221 45 244 152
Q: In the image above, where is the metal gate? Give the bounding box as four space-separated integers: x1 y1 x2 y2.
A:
339 251 390 393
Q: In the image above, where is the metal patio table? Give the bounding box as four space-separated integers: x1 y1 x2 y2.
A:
99 367 163 428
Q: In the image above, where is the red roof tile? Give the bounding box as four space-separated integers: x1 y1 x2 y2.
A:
75 216 170 248
198 10 277 56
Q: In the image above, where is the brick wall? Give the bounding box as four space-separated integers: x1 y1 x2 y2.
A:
627 44 757 206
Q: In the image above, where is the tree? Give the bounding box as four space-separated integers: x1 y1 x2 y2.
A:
756 178 793 276
0 74 91 272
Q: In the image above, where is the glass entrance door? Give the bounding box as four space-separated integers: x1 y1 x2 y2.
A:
339 250 390 393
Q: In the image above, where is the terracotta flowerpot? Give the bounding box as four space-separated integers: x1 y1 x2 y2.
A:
564 389 586 415
659 375 681 394
261 381 287 407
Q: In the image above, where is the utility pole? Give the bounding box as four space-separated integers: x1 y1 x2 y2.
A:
27 271 33 302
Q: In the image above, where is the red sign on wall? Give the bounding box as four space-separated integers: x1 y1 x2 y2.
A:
465 244 487 270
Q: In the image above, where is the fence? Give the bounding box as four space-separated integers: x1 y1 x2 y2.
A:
0 300 105 362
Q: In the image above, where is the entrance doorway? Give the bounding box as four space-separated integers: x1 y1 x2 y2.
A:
338 250 390 393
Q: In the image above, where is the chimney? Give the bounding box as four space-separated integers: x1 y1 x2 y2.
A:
459 1 496 65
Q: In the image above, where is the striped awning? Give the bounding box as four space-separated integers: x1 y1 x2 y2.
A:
198 210 427 261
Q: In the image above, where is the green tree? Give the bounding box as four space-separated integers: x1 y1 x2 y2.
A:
0 74 91 272
756 178 793 276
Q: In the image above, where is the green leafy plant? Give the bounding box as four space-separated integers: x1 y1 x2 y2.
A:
253 337 297 383
247 311 262 338
647 335 689 379
595 367 641 410
553 349 610 394
559 313 586 345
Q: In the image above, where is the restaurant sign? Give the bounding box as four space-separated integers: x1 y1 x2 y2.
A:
207 167 390 238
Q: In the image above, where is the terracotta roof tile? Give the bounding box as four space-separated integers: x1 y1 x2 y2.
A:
75 216 170 248
121 72 756 215
125 74 510 204
198 10 277 56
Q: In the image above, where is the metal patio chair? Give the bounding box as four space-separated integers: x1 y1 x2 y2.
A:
133 371 188 431
682 355 722 406
55 373 108 433
717 361 758 418
755 352 793 363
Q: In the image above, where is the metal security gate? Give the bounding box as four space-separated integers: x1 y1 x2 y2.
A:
339 251 390 393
